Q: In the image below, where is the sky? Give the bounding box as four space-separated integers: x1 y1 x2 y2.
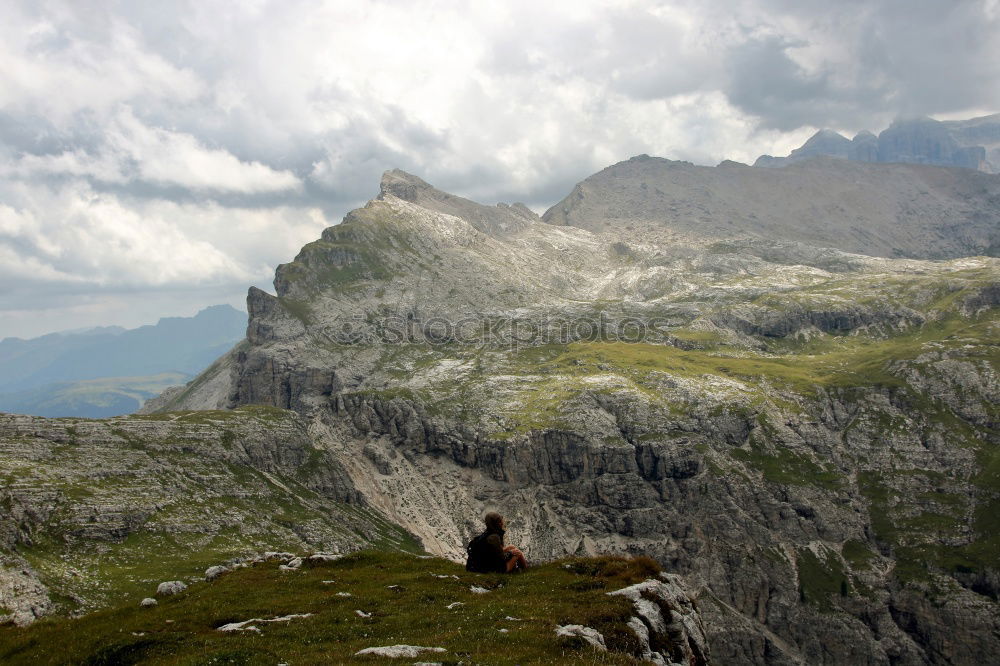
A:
1 0 999 339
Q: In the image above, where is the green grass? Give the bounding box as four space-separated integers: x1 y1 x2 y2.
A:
858 467 999 584
0 551 668 665
796 548 849 611
278 298 314 325
841 540 876 571
730 443 842 490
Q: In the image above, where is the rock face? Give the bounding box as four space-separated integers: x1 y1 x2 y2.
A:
609 576 711 665
944 113 1000 173
878 118 985 170
9 160 1000 664
755 113 1000 173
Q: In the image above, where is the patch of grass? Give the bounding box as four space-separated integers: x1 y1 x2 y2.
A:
558 555 661 585
278 298 313 325
0 551 652 665
841 540 876 571
797 548 849 611
858 467 998 584
730 443 842 490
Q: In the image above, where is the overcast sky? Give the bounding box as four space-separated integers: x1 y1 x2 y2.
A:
2 0 998 339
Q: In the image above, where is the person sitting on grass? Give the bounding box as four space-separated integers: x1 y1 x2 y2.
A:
465 511 528 573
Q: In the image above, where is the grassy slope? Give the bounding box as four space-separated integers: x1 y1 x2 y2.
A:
0 551 664 665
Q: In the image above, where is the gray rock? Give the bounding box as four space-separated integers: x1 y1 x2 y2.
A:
354 645 446 658
156 580 187 596
610 578 710 666
205 565 230 581
140 597 157 607
307 552 340 563
0 559 51 626
554 624 607 651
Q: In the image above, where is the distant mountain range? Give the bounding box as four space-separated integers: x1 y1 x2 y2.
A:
755 113 1000 172
0 305 246 417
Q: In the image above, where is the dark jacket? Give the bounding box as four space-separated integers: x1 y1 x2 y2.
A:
466 528 507 573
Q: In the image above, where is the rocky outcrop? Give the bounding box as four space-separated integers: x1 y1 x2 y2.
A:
878 118 985 170
0 557 51 626
609 575 711 665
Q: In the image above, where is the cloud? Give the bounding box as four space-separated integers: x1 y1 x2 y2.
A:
5 108 302 194
0 0 998 337
0 178 329 333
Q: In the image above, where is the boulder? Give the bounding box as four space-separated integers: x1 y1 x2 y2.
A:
554 624 607 651
156 580 187 596
205 565 230 581
354 645 447 658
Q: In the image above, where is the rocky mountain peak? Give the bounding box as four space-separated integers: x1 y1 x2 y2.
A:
378 168 436 203
788 129 852 160
374 170 537 236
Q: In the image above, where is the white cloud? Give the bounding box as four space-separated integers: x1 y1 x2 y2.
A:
0 0 998 337
0 180 328 289
5 109 302 194
0 6 204 123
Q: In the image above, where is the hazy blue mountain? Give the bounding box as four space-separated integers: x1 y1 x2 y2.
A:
0 305 246 417
755 113 999 171
0 372 190 418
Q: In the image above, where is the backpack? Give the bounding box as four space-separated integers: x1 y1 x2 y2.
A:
465 531 493 572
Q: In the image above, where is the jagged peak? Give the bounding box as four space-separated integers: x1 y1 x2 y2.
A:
802 128 850 144
378 169 437 203
373 168 534 236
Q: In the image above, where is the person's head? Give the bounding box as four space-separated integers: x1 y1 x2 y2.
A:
484 511 505 533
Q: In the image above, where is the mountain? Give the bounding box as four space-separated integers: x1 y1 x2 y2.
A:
0 305 247 417
3 160 999 664
543 154 1000 259
755 113 1000 173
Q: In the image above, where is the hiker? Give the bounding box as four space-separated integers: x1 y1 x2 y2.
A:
465 512 528 573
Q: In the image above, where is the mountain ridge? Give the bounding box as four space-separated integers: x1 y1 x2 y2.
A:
543 153 1000 259
0 304 247 418
755 113 1000 173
